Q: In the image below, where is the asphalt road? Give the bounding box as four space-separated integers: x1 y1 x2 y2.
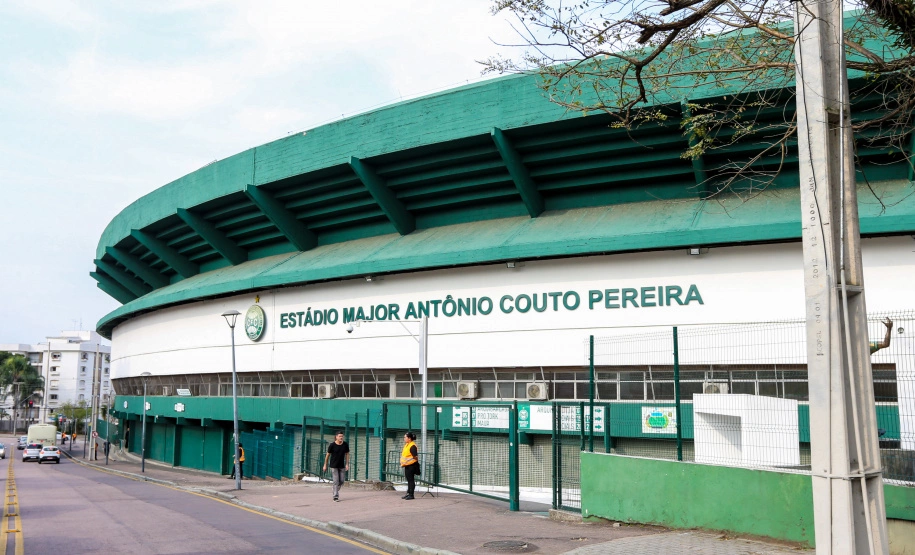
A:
5 439 388 554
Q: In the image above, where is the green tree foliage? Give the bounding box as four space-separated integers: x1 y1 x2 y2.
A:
58 400 90 434
0 352 44 407
483 1 915 195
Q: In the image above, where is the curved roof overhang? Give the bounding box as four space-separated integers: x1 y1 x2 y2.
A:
94 15 915 338
96 178 915 338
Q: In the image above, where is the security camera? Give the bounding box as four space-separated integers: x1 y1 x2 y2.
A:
346 324 354 334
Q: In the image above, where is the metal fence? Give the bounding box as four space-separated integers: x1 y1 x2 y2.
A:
240 426 300 480
236 311 914 510
592 310 915 485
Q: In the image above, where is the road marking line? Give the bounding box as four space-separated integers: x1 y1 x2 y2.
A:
79 463 389 554
2 455 24 555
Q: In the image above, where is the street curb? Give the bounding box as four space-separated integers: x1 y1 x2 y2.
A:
65 453 458 555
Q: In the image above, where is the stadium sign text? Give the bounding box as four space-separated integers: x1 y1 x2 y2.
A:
278 284 703 330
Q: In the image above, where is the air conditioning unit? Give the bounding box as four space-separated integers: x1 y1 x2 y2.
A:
526 382 549 401
703 382 729 394
456 381 478 400
317 383 336 399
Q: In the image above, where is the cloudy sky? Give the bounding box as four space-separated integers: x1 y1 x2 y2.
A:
0 1 521 344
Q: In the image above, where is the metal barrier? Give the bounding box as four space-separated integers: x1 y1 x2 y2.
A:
592 310 915 485
383 401 522 509
241 425 299 480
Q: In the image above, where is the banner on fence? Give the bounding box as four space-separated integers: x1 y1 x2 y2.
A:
450 405 605 432
517 404 605 432
641 407 678 434
452 406 511 429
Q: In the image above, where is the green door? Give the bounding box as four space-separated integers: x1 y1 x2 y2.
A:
178 426 205 469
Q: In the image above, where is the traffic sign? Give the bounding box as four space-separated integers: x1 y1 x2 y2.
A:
92 431 99 438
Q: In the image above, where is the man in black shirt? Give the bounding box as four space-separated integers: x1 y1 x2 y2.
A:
323 431 349 501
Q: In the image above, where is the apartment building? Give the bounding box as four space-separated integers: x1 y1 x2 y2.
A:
0 330 111 426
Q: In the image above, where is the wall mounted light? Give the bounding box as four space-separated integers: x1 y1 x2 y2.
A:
506 262 516 269
687 247 709 256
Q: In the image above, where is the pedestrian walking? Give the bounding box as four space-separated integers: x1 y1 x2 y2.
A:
229 443 245 480
400 431 420 500
323 431 349 502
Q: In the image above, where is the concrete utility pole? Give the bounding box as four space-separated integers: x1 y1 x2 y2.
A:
794 1 889 552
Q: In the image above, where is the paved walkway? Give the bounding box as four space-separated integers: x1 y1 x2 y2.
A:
61 444 811 555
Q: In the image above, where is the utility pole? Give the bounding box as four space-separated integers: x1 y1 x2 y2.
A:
89 342 101 460
794 1 888 552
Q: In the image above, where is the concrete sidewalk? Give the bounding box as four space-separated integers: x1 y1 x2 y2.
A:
65 445 812 555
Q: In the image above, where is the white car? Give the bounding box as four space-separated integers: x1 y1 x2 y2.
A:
22 443 42 462
17 436 27 450
38 446 61 464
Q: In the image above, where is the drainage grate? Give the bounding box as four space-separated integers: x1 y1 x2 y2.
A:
482 540 538 552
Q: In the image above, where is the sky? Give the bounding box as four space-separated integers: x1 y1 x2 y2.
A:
0 1 521 345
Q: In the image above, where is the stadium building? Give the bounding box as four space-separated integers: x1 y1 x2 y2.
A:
92 43 915 544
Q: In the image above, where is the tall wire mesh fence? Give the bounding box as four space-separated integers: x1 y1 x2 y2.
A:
593 310 915 484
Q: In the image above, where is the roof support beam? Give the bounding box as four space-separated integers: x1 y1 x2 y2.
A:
176 208 248 266
91 271 138 304
93 259 153 298
244 184 318 252
104 246 169 289
491 127 544 218
908 130 915 182
349 156 415 235
130 229 199 279
681 101 710 197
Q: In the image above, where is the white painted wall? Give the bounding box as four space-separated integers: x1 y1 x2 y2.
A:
109 236 915 380
694 393 801 467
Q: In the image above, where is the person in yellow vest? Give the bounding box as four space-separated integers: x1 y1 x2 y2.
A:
400 432 420 500
229 443 246 480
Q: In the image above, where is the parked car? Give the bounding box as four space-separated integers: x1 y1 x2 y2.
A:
0 443 6 459
38 446 60 464
17 436 27 450
22 443 42 462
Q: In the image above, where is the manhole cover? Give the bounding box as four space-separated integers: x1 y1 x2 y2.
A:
482 540 538 552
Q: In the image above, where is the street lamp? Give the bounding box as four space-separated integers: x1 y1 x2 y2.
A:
346 316 429 469
222 309 242 491
140 371 151 473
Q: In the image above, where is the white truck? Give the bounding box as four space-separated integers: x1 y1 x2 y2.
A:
27 423 58 446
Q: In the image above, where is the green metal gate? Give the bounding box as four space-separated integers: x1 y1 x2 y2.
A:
240 425 299 480
383 401 521 510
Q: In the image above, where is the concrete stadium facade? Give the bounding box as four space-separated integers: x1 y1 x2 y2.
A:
93 62 915 493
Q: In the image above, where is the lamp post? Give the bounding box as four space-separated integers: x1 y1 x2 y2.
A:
140 371 151 472
222 310 242 491
347 316 428 469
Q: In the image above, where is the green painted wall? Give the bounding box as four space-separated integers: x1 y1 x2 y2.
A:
581 453 816 545
581 452 915 547
115 396 902 442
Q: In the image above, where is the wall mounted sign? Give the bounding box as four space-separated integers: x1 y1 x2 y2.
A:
245 304 266 341
642 407 678 434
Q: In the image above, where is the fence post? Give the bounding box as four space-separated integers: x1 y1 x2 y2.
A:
379 403 387 482
365 409 370 481
351 413 359 480
589 335 595 452
301 415 307 475
578 401 587 451
469 406 474 492
673 326 683 462
434 408 441 483
509 401 520 511
553 401 563 509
